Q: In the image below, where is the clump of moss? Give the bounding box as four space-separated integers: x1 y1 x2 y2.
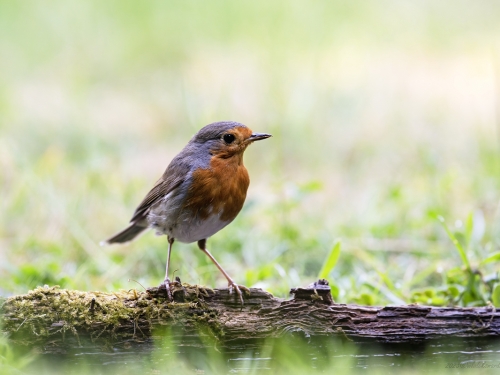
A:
1 284 223 347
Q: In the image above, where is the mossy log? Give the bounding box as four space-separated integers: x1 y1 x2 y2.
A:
2 279 500 353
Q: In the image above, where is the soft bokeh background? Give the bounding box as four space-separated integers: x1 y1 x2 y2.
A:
2 0 500 305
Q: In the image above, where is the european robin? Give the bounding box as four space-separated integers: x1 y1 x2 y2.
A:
103 121 271 303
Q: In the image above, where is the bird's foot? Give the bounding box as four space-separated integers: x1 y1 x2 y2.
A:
158 277 173 301
228 281 250 305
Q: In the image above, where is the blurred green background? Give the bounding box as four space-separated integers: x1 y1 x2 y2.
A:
1 0 500 306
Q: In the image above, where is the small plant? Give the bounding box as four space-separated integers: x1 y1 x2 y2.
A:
411 214 500 307
318 240 341 300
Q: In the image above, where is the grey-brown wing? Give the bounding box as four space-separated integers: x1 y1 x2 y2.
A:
130 161 189 223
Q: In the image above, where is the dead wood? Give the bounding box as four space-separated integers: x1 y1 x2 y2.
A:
2 279 499 353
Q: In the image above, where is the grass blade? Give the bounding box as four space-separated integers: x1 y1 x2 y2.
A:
318 240 341 279
479 252 500 266
437 215 471 270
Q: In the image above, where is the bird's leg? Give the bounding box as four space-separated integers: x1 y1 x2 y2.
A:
197 239 249 304
160 236 174 300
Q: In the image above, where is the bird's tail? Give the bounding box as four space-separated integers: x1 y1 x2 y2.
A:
101 223 147 245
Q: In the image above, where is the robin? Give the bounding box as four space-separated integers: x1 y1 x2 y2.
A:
102 121 271 303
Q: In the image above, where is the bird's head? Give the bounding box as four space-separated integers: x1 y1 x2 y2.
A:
192 121 271 160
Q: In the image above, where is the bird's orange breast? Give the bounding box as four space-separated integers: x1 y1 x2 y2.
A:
183 156 250 222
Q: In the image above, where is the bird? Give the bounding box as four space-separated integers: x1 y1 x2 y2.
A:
102 121 271 303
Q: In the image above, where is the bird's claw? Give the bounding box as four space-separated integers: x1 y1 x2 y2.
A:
159 277 173 301
228 281 249 305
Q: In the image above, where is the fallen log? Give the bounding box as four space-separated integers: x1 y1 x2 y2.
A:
1 279 499 353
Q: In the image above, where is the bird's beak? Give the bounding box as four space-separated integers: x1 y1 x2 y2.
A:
248 133 272 143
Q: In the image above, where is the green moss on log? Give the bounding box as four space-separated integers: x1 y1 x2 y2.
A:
1 284 223 346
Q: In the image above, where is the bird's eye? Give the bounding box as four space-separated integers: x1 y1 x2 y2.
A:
223 134 235 144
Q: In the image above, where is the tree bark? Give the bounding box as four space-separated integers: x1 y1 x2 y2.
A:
2 279 499 352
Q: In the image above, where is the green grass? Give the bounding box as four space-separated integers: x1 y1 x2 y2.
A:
1 0 500 308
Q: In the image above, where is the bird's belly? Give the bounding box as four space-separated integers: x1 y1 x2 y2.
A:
147 196 231 243
173 212 230 243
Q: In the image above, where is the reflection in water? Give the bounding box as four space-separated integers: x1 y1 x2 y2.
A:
17 332 500 375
